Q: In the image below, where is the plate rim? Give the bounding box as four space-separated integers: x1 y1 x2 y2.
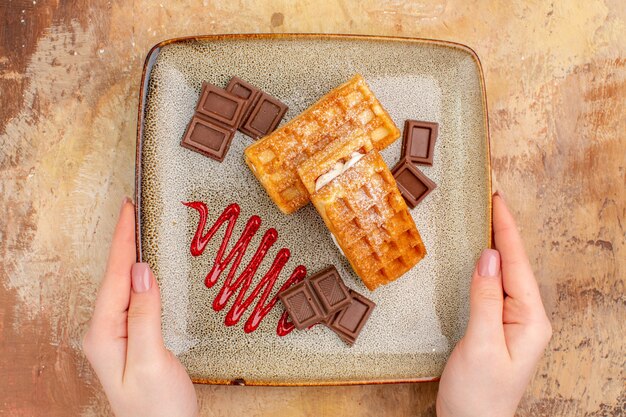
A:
134 33 493 386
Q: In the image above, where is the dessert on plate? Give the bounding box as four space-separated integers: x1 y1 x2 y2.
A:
179 73 440 339
244 74 400 214
243 76 426 290
297 131 426 290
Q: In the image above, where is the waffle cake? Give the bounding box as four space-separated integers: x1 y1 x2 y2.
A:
297 129 374 194
244 74 400 214
302 147 426 290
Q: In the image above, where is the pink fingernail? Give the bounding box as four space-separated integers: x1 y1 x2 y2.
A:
120 196 131 214
478 249 500 277
493 190 505 201
131 263 152 293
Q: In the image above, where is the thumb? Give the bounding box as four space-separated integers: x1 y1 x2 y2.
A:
465 249 505 344
127 262 165 363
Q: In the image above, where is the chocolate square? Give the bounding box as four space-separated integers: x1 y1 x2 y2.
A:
401 120 438 165
196 82 246 128
180 116 235 162
240 92 288 139
326 290 375 346
308 266 352 315
391 160 437 209
278 280 324 330
226 77 262 125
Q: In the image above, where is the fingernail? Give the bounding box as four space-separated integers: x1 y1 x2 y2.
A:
478 249 500 277
131 263 152 293
120 196 131 214
493 190 505 201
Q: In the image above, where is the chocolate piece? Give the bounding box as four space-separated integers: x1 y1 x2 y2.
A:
279 266 377 344
392 160 437 209
278 280 324 330
401 120 438 165
326 290 375 346
196 82 246 128
308 266 352 315
240 92 288 139
226 77 262 124
181 82 246 162
180 116 235 162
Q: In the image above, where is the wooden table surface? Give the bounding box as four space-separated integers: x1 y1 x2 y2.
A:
1 1 624 416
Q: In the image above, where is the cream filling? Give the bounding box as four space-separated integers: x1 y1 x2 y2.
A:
314 152 364 192
330 233 345 257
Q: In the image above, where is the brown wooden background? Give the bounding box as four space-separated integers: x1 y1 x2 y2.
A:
0 1 624 416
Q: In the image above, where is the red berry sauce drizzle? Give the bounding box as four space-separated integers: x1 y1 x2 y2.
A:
183 201 306 336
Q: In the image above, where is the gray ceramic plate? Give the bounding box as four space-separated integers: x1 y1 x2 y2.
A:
135 34 491 386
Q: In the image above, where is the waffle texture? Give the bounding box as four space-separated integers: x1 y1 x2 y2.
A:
244 74 400 214
308 150 426 290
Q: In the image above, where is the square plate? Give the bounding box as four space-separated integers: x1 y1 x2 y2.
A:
135 34 491 385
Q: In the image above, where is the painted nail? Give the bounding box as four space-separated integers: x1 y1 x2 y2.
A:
131 263 152 293
120 196 131 214
478 249 500 277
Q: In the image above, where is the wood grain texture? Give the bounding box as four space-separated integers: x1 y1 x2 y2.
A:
0 0 623 416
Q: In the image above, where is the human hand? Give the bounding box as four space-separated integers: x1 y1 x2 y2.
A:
83 198 198 417
436 193 552 417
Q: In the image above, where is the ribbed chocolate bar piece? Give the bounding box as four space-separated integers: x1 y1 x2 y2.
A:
279 266 352 329
181 82 246 162
308 266 352 315
326 290 376 346
196 82 246 127
180 116 235 162
278 280 324 330
401 120 438 166
226 77 262 124
279 266 376 345
240 92 288 139
392 160 437 209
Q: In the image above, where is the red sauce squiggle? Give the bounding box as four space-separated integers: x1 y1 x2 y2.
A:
183 201 306 335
